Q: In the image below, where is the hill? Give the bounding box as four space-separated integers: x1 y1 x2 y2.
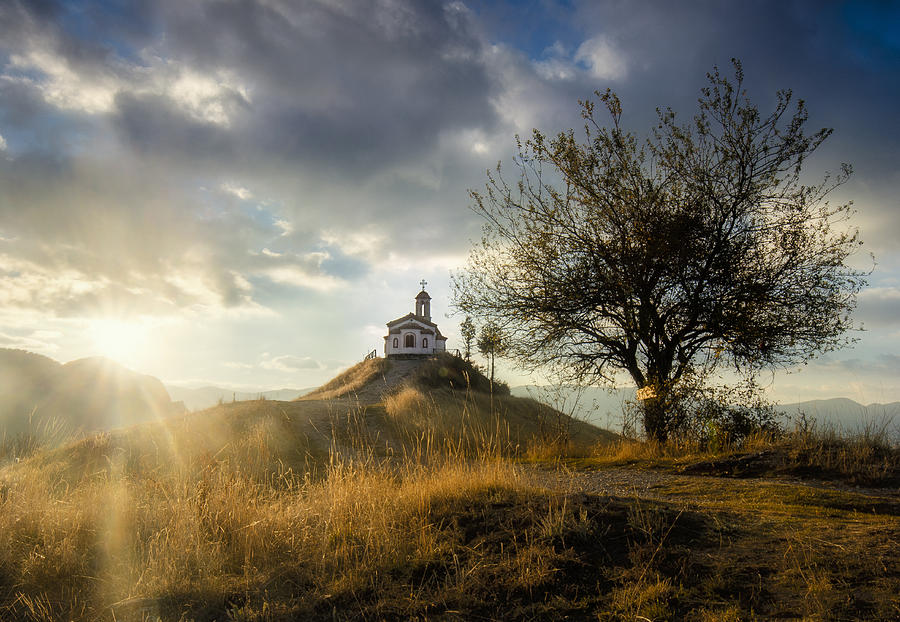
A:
5 353 614 487
0 349 183 448
0 355 896 620
164 384 312 411
298 354 614 450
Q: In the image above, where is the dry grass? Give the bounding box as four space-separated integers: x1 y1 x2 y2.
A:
300 358 388 400
0 436 530 620
0 382 613 620
380 384 610 462
772 418 900 485
0 411 72 465
1 381 897 620
589 423 899 487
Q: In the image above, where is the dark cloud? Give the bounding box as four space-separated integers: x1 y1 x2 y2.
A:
94 0 497 175
570 0 900 176
0 79 53 127
112 91 238 158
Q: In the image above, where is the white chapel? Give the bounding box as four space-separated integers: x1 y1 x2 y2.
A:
384 281 448 358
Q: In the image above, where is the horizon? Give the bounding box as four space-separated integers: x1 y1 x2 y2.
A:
2 1 899 404
9 345 900 411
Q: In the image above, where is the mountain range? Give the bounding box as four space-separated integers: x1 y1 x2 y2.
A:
510 385 900 438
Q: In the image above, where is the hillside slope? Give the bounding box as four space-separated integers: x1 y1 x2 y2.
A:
298 354 496 402
1 356 895 620
9 354 615 484
165 385 312 411
0 349 182 442
299 354 615 448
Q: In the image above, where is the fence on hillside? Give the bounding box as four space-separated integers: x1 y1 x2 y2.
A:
364 348 464 361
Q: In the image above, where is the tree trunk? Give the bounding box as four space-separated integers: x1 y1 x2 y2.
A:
642 395 668 442
488 351 495 413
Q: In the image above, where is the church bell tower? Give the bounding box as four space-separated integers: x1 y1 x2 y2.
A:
415 280 431 321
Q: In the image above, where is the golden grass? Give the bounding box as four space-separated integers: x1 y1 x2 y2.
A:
380 384 611 463
0 411 72 465
1 378 608 620
1 378 897 620
300 358 388 400
2 421 898 620
588 425 898 486
0 438 529 620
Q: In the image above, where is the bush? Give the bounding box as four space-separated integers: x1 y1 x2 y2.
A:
622 379 781 449
412 353 510 396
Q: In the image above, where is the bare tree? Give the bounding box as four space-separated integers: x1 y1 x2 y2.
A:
453 60 867 441
460 316 476 361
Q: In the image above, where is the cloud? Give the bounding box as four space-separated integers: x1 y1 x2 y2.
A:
0 329 61 353
84 0 496 175
259 354 323 373
223 361 254 370
221 182 252 200
574 36 627 80
529 35 627 83
6 46 120 114
0 0 898 399
856 287 900 327
273 219 293 237
0 0 511 326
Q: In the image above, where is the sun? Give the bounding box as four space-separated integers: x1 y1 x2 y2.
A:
87 318 153 367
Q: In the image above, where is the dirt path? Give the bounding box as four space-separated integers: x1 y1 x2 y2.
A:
524 464 900 511
338 359 425 404
527 465 681 500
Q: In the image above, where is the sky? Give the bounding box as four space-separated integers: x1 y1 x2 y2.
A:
0 0 898 403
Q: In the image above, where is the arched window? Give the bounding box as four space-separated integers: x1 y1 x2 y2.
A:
422 338 428 349
404 334 415 347
392 337 398 348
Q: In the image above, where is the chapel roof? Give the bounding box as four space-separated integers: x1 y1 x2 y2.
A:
384 313 447 339
386 312 436 328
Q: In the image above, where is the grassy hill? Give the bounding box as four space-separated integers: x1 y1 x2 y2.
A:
0 354 896 620
164 385 313 411
0 349 182 460
12 354 612 483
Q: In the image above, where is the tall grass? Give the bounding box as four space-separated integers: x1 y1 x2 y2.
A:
0 410 72 465
1 395 897 619
775 413 899 485
591 413 898 485
0 394 538 620
381 385 517 459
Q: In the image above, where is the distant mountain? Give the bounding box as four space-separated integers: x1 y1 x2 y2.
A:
774 398 900 435
164 385 313 411
511 385 900 438
510 385 635 431
0 349 183 439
